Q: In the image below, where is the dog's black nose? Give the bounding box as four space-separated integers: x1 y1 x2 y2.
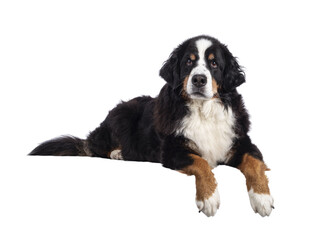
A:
192 74 207 88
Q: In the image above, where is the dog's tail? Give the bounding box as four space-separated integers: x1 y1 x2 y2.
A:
29 135 91 156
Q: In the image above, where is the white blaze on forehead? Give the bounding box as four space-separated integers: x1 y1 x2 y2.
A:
186 38 215 99
195 38 212 65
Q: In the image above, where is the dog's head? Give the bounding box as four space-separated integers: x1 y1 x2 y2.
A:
160 36 245 100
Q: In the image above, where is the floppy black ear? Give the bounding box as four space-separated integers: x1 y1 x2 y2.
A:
159 44 185 89
222 45 245 92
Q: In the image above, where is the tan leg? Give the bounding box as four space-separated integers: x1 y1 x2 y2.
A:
181 154 220 217
238 154 274 216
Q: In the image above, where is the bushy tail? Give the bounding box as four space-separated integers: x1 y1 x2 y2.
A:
29 136 90 156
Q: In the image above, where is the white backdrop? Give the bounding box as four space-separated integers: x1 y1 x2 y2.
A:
1 0 320 239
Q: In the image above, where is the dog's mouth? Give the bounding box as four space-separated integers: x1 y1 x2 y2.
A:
191 91 206 97
189 91 218 100
190 87 207 96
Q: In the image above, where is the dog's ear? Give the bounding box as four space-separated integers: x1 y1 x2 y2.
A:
221 45 245 92
159 44 183 88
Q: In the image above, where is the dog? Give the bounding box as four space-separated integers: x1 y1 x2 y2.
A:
30 35 274 217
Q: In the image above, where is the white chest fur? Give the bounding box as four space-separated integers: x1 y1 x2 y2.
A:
176 99 236 168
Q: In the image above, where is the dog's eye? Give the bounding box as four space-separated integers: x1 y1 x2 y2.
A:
210 60 218 68
186 58 193 66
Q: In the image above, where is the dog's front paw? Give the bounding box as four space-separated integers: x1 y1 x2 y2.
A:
196 188 220 217
248 189 274 217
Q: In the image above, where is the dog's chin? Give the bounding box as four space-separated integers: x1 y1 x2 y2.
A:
189 92 214 100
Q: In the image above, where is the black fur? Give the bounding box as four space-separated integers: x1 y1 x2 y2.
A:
29 136 87 156
30 35 263 171
219 44 246 93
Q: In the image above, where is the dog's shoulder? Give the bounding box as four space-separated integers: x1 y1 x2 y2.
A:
154 84 189 135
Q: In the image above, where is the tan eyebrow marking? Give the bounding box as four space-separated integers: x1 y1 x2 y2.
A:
208 53 215 60
190 53 196 61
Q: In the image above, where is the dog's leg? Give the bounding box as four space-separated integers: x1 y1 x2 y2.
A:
180 154 220 217
161 135 220 216
237 153 274 216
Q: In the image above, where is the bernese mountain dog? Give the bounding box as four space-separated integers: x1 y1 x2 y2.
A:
30 35 274 217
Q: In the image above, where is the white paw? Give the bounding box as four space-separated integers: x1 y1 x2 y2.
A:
248 188 274 217
196 188 220 217
110 149 123 160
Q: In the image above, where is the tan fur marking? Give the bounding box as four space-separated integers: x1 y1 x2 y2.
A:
212 78 219 98
238 154 270 194
181 154 217 200
183 76 189 91
208 53 215 60
182 75 190 98
212 78 218 92
190 53 196 61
